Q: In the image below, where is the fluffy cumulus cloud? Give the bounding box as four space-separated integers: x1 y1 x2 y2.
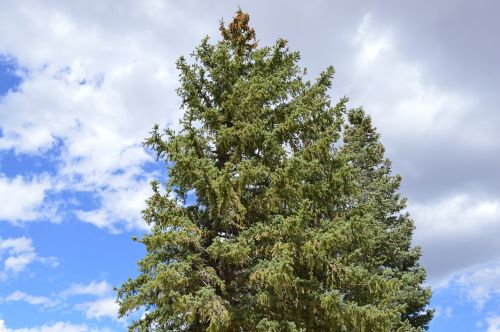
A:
0 0 202 231
61 280 120 321
0 175 54 223
65 281 119 321
455 265 500 310
349 14 476 145
411 195 500 285
0 237 36 278
75 297 119 320
0 236 57 280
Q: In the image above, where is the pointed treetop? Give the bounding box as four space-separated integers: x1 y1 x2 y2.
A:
220 9 257 55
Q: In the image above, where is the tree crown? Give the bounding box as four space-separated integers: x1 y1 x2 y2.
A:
117 10 432 332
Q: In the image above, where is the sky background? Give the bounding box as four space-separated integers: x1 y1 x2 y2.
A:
0 1 499 331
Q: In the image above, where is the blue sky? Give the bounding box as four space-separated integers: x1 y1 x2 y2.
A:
1 1 500 331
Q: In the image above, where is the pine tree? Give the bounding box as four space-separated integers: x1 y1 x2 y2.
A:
117 10 433 331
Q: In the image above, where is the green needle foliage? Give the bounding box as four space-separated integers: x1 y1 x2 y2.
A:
117 10 433 331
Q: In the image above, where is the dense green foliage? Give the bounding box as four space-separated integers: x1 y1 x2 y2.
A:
117 11 433 331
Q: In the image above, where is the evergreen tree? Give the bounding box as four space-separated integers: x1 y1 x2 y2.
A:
117 10 433 331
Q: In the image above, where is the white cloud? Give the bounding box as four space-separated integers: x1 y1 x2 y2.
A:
349 14 476 146
76 297 119 320
2 290 59 309
1 279 120 322
0 0 197 231
352 14 393 68
0 320 89 332
488 316 500 332
0 65 161 230
73 167 153 232
410 195 500 285
412 194 500 235
62 280 112 298
60 280 119 322
0 236 58 281
455 264 500 310
0 175 53 223
0 237 36 279
61 281 118 321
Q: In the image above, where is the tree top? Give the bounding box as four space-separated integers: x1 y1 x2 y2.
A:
220 9 257 56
